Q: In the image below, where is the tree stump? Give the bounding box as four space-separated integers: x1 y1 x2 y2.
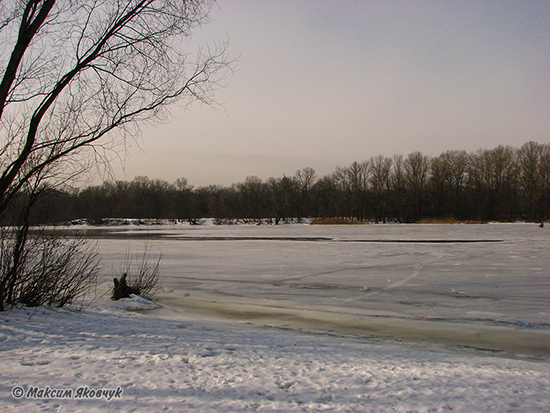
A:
112 273 139 300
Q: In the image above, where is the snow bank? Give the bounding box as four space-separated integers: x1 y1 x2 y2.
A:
1 297 550 412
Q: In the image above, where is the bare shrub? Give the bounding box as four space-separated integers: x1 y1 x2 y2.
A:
112 245 163 300
310 218 365 225
0 228 100 310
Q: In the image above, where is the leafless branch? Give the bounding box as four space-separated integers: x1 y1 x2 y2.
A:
0 0 233 217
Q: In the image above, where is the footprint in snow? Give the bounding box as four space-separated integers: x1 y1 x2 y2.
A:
200 351 217 358
20 360 50 366
278 381 295 389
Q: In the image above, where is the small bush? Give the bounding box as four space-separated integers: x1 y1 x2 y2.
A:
0 228 100 310
112 244 163 300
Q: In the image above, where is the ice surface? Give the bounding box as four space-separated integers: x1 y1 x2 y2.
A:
92 223 550 329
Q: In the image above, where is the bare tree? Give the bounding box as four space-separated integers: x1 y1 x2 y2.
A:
390 154 406 222
295 167 316 193
171 177 194 219
403 152 431 221
446 150 470 219
238 176 267 222
0 0 232 218
295 167 316 218
267 175 297 224
469 145 518 220
428 150 471 220
333 161 369 220
368 155 392 223
517 142 549 221
0 0 231 310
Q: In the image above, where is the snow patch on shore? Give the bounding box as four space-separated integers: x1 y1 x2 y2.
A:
1 297 550 412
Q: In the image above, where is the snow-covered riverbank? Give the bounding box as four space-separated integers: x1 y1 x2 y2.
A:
2 297 550 412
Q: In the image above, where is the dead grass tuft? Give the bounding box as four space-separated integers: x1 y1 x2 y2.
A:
419 217 485 224
310 218 365 225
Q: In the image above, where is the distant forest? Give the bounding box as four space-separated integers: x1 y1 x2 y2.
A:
9 141 550 225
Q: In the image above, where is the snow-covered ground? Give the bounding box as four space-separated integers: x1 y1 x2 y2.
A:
2 297 550 412
2 222 550 411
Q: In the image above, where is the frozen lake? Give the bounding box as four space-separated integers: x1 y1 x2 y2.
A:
77 222 550 354
5 222 550 412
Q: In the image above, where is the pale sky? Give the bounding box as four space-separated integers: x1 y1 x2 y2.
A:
109 0 550 187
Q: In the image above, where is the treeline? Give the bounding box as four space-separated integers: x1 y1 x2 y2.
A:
17 141 550 224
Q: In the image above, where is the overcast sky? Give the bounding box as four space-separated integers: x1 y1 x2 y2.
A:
109 0 550 187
